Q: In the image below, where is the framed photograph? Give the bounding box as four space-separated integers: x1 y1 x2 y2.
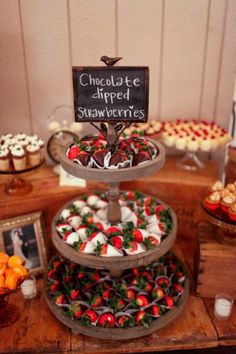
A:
0 211 47 276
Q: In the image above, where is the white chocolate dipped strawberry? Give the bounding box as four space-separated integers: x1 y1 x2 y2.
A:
67 215 82 229
88 231 107 246
124 241 146 255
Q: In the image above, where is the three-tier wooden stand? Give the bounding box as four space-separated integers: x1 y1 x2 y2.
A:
44 129 189 339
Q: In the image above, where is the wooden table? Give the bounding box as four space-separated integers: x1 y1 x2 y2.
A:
0 156 235 353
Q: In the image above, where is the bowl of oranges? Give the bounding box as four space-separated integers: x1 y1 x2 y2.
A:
0 251 28 328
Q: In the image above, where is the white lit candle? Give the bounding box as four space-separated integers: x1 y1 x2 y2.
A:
214 294 234 319
21 275 37 299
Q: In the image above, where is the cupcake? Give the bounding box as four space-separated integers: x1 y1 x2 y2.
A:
228 203 236 221
204 191 221 210
187 137 199 151
211 180 223 193
26 143 41 166
220 193 235 213
0 147 10 171
11 145 26 171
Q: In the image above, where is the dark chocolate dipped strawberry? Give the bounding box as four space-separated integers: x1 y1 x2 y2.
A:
91 148 110 168
156 276 171 289
54 293 67 306
48 281 60 293
132 151 151 166
164 295 174 308
98 313 116 328
74 151 91 166
108 297 126 311
151 304 161 317
169 284 184 297
125 288 136 300
119 141 135 155
108 151 131 169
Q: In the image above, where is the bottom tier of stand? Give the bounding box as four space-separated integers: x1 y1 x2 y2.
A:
44 253 189 340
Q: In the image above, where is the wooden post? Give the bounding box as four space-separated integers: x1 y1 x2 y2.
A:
107 182 121 224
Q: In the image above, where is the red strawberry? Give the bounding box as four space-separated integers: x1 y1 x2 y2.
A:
152 287 165 299
77 271 86 279
98 313 115 328
83 309 98 324
91 272 101 282
70 289 80 300
95 222 104 232
68 304 83 319
111 236 123 249
49 281 59 293
132 267 141 276
156 277 170 289
152 304 160 316
136 294 149 307
126 288 136 299
68 145 80 160
91 295 103 308
53 260 63 270
106 226 122 237
143 282 152 292
155 205 165 214
135 310 147 324
47 269 58 280
127 241 138 252
63 274 72 283
127 191 135 200
116 315 132 327
103 288 111 300
132 229 144 243
130 278 138 286
165 296 174 308
142 271 153 280
55 294 65 305
146 235 160 247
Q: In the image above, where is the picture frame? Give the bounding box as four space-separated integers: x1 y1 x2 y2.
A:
0 211 47 276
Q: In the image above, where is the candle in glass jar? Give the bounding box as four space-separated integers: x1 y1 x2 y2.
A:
214 294 234 319
21 275 37 299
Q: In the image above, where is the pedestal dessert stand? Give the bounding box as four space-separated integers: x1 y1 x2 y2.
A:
0 159 44 196
202 201 236 246
43 125 189 339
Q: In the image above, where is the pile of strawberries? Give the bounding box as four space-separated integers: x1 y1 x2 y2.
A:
46 253 186 328
66 134 158 169
55 191 173 257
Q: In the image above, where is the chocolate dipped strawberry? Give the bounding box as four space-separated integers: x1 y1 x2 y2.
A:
156 276 171 289
135 310 152 327
88 231 107 245
116 314 134 328
90 294 103 308
74 151 91 166
95 243 123 257
152 287 165 299
108 151 131 169
109 235 124 249
91 148 110 168
132 151 151 166
69 289 80 300
151 304 161 317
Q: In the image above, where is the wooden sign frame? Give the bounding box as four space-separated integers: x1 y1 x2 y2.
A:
72 66 149 123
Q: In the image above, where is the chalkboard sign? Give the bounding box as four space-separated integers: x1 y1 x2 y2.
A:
72 66 149 123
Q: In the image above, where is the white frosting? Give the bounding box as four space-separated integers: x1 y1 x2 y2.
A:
0 148 9 158
209 192 221 202
26 143 40 153
11 146 25 157
15 133 27 140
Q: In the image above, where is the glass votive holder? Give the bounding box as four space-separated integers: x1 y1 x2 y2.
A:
214 293 234 320
21 274 37 300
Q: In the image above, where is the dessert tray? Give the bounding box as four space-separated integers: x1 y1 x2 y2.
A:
44 253 189 340
52 191 177 274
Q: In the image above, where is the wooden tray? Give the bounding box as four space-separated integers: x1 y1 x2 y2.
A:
43 256 189 340
59 139 165 182
52 192 177 273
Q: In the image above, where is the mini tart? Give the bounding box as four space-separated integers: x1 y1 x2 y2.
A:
204 192 221 210
220 194 235 213
228 203 236 221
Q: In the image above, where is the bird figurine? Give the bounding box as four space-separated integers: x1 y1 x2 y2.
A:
100 55 123 67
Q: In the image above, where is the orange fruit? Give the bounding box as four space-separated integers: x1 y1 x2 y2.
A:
0 263 6 275
5 272 18 290
0 275 5 288
0 252 9 264
13 265 28 277
5 268 13 277
8 255 24 268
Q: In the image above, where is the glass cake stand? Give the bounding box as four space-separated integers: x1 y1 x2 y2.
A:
202 201 236 246
0 159 45 196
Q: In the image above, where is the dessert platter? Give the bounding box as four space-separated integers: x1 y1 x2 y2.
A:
123 119 162 138
0 133 45 195
44 253 189 339
202 180 236 245
160 119 231 171
44 57 189 339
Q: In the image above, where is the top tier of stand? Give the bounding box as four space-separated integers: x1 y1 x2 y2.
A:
59 138 165 183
